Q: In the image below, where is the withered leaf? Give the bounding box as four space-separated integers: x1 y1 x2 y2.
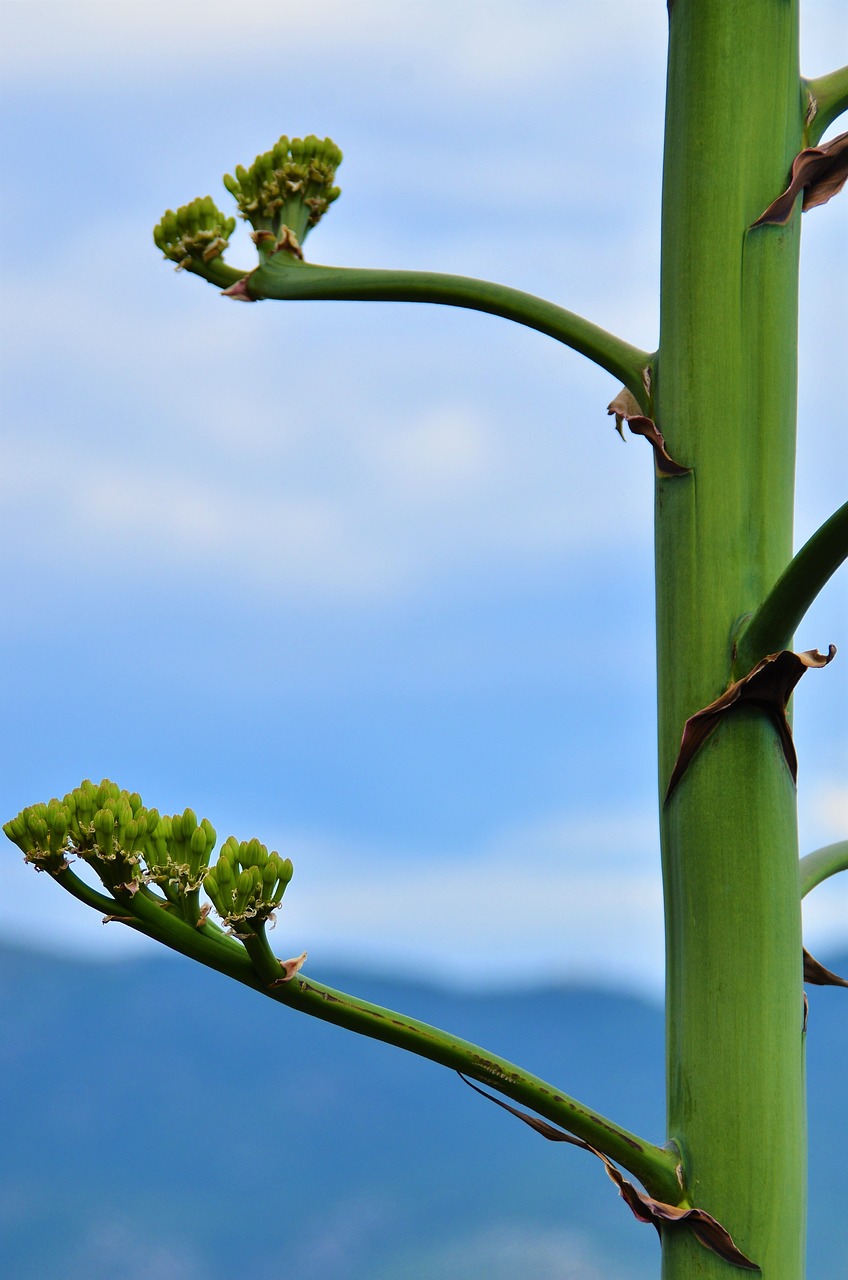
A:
271 951 308 985
607 389 690 478
666 646 836 801
458 1074 758 1271
803 947 848 989
752 130 848 227
221 274 256 301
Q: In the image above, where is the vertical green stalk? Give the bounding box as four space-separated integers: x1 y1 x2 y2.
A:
656 3 805 1276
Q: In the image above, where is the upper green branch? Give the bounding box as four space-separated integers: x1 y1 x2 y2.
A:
733 499 848 675
805 66 848 145
243 254 651 402
153 131 652 407
4 779 680 1203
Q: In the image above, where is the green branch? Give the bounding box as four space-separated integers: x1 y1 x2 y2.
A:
805 66 848 144
31 852 680 1201
733 499 848 675
800 841 848 898
121 889 679 1199
241 254 652 406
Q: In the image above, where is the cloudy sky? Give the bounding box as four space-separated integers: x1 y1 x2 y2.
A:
1 0 846 995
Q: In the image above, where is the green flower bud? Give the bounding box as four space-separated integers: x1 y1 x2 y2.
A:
27 814 50 850
97 780 120 807
94 808 115 858
235 867 255 914
47 806 68 854
114 797 133 844
203 870 221 912
3 814 34 854
190 825 210 875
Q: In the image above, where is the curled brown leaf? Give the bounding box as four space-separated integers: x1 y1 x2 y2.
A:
803 947 848 989
666 646 836 801
271 951 308 985
607 389 690 477
751 130 848 227
221 274 256 301
458 1074 759 1271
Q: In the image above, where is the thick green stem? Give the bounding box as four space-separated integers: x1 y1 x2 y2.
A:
43 865 679 1201
656 3 805 1276
245 255 652 405
734 499 848 674
800 840 848 897
804 65 848 144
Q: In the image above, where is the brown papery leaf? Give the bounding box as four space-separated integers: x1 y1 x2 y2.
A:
752 131 848 227
221 274 256 301
607 389 690 477
804 947 848 989
666 646 836 801
458 1075 759 1270
271 951 308 985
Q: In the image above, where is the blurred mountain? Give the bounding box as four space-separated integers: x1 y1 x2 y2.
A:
0 943 845 1279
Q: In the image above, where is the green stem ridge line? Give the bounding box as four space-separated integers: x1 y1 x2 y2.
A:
244 255 652 405
734 499 848 674
805 65 848 144
800 841 848 897
43 863 680 1201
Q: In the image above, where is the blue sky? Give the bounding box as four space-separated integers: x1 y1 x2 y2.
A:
1 0 846 994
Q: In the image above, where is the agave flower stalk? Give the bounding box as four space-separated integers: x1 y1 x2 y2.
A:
8 5 848 1276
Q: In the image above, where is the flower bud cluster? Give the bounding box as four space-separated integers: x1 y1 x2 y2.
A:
4 797 71 874
5 782 298 946
153 196 237 270
223 134 342 257
5 779 161 889
203 836 294 935
145 809 217 904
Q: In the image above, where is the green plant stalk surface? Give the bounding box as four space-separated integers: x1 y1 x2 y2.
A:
656 2 807 1275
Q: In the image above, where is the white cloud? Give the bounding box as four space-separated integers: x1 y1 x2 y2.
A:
1 1 665 89
217 809 667 994
812 784 848 838
3 226 654 609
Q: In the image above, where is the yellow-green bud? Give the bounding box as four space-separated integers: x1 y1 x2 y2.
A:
94 808 115 857
153 197 237 272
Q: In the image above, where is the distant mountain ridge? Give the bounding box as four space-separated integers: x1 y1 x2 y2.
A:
1 944 846 1278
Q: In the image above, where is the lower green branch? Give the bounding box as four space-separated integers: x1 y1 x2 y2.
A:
805 66 848 144
733 499 848 674
242 254 652 406
800 840 848 897
44 860 681 1202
